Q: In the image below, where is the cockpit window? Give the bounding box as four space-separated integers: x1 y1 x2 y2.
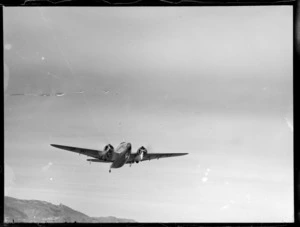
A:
116 142 126 151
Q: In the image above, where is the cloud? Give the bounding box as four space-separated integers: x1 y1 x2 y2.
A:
42 162 53 172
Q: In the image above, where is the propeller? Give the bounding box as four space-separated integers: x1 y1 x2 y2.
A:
137 145 151 155
96 132 112 150
145 144 153 153
104 144 114 152
96 138 113 157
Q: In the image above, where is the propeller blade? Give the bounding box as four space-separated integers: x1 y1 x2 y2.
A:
145 144 153 153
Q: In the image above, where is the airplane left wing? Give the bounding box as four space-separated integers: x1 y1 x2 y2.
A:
86 158 112 163
142 153 188 161
127 152 188 163
51 144 100 159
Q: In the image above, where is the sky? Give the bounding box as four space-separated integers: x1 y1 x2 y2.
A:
4 6 293 222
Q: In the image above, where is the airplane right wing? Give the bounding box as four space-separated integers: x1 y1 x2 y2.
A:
51 144 101 159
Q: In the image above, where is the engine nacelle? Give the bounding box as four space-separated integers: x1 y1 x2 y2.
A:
135 146 147 163
99 144 114 160
137 146 147 155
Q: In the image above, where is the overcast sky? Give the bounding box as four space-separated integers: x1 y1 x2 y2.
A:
4 6 293 222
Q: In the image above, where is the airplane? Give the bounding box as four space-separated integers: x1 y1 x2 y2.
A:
50 142 188 173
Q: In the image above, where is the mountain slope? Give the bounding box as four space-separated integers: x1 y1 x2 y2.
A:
4 196 136 223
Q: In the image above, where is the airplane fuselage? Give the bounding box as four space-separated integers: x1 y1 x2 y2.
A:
111 142 131 169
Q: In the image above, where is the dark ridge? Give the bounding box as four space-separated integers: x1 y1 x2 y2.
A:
4 196 136 223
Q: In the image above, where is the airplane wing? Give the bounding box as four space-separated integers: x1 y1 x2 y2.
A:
127 153 188 163
51 144 102 159
86 158 112 163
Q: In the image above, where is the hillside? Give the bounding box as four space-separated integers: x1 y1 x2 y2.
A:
4 196 136 223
